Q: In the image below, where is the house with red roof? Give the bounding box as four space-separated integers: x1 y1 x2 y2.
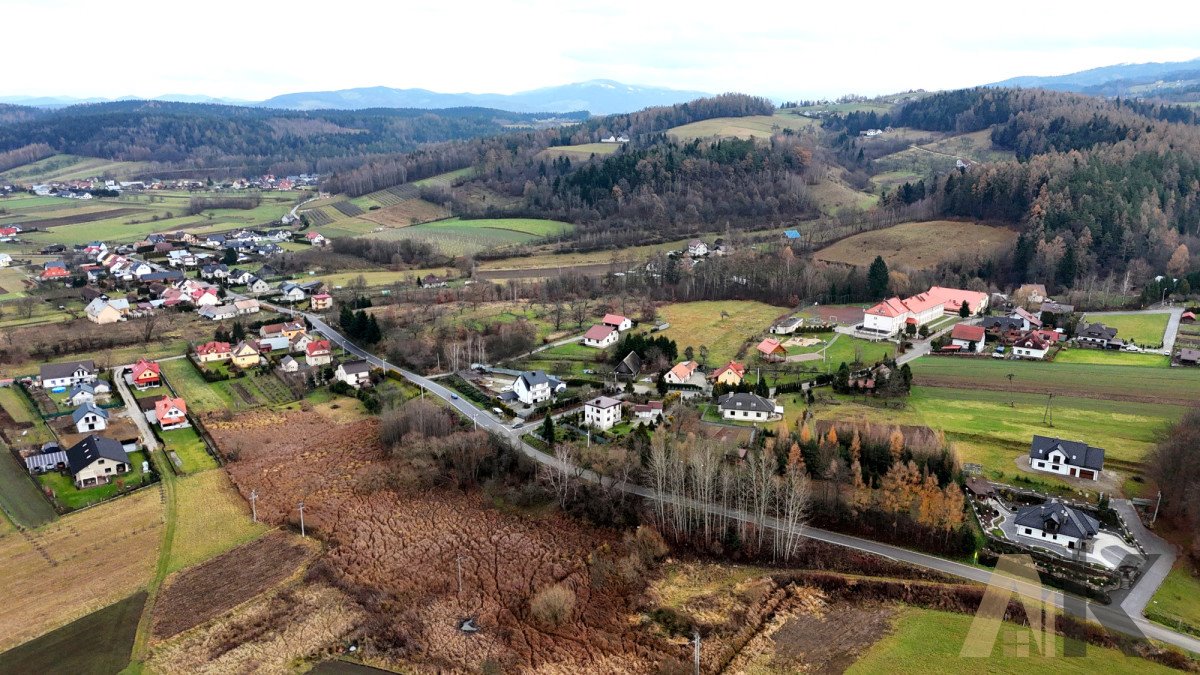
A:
602 313 632 331
195 341 232 362
756 337 787 361
710 361 746 386
130 358 161 389
1182 311 1196 324
1012 334 1050 360
863 286 990 336
665 360 700 385
582 324 618 348
305 231 327 246
154 395 189 429
40 262 70 282
310 292 333 311
306 339 333 367
949 324 986 352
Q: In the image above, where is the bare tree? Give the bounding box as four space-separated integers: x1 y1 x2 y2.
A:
570 299 592 330
15 296 37 319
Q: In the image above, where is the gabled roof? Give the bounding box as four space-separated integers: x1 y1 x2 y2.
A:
306 339 331 356
602 313 629 326
339 360 371 375
132 358 160 379
982 316 1024 332
866 297 909 318
65 435 127 474
583 324 616 341
196 341 231 355
950 324 985 342
1029 435 1104 470
232 340 259 356
1077 323 1117 340
668 360 699 380
756 337 786 355
518 370 552 388
711 361 746 380
1013 334 1050 350
71 402 109 424
717 392 775 413
155 396 187 421
1012 307 1042 327
615 351 642 375
40 360 96 381
586 396 621 409
1014 500 1100 541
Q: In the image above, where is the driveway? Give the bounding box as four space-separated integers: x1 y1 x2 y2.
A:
1113 498 1177 617
1084 308 1183 354
111 366 158 451
991 498 1140 570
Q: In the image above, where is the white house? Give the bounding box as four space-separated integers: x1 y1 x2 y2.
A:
584 396 622 431
770 316 804 335
66 381 109 406
279 355 300 372
717 392 781 422
688 240 709 257
1011 335 1050 360
1013 501 1100 552
0 253 12 267
949 324 986 352
1028 435 1104 481
665 360 700 385
863 286 990 336
513 371 555 406
336 360 372 388
40 360 98 389
72 402 109 433
85 298 124 325
279 282 307 302
581 324 618 348
305 340 333 367
633 401 663 422
602 313 633 331
246 276 271 294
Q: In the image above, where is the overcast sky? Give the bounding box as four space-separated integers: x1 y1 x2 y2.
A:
6 0 1199 101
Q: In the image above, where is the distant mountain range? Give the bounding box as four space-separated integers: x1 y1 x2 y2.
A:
986 57 1200 99
0 80 710 115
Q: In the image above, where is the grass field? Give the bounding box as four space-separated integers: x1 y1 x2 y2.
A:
809 176 879 215
38 450 152 510
477 236 696 274
667 113 817 141
365 217 574 256
0 592 145 675
1079 312 1171 347
1053 348 1170 368
0 266 30 299
538 142 621 160
1147 564 1200 635
643 301 787 365
159 359 228 413
918 129 1017 163
848 607 1174 673
815 220 1018 269
312 267 457 290
0 443 56 528
166 470 267 574
0 154 149 183
412 167 476 187
0 486 162 652
782 332 896 369
356 199 451 227
160 427 218 474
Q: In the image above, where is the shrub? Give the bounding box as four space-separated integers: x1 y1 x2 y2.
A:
530 583 576 627
633 525 669 565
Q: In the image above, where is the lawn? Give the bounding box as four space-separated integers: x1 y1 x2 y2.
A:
1080 312 1171 347
412 167 476 187
0 444 56 528
159 427 218 474
644 300 788 366
1053 348 1170 368
782 332 895 369
0 386 36 423
538 143 621 161
313 267 457 290
477 236 697 274
814 220 1018 270
166 470 268 574
0 592 145 675
363 217 574 256
160 358 230 413
809 176 879 215
667 114 816 141
37 450 153 511
1147 564 1200 636
848 607 1175 673
0 153 148 183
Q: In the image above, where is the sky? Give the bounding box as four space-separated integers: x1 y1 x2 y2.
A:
5 0 1200 101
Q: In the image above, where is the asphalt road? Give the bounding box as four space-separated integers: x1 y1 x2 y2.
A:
259 302 1200 654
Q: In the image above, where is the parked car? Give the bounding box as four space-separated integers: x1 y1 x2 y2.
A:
582 369 595 375
1122 344 1141 353
991 349 1005 359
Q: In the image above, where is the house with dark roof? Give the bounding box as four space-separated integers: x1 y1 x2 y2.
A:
65 435 130 488
981 316 1025 335
584 396 622 430
72 402 109 433
1014 500 1101 551
1011 334 1050 359
717 392 782 422
1178 348 1200 366
1076 322 1120 349
1029 435 1104 480
1040 301 1075 317
67 381 110 406
614 351 642 379
513 370 564 405
40 360 98 389
335 360 372 388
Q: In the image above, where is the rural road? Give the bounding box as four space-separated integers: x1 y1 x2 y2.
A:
250 300 1200 655
112 366 158 451
1113 498 1177 618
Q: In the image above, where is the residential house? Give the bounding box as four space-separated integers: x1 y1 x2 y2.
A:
602 313 633 331
0 253 12 267
198 304 239 321
130 359 161 389
335 360 372 388
200 263 230 280
770 316 804 335
85 297 123 324
513 371 556 406
582 324 618 348
1029 435 1104 480
1013 500 1100 552
717 392 782 422
311 292 333 311
863 286 990 336
1011 334 1050 359
196 341 232 363
1010 307 1043 330
233 298 260 315
260 321 306 340
67 381 109 406
421 274 448 288
306 340 333 367
1179 348 1200 366
615 351 642 379
279 355 300 373
65 435 130 488
665 360 700 385
1076 323 1120 349
191 287 220 307
1040 301 1075 318
40 261 70 282
304 231 327 246
982 316 1025 336
756 337 787 361
246 276 271 294
155 395 189 429
230 341 261 369
710 361 746 386
1016 284 1049 305
688 240 709 256
72 402 109 433
633 401 664 422
290 332 313 353
584 396 622 431
949 324 986 352
228 269 254 285
40 360 98 389
278 282 307 302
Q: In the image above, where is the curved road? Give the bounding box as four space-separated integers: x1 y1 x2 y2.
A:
256 301 1200 655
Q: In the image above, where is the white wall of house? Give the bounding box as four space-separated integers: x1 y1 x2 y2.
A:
582 331 618 348
585 404 620 430
1013 345 1048 359
75 412 106 433
514 378 551 405
1018 525 1084 550
951 337 985 352
722 408 768 421
1031 452 1099 480
863 312 902 335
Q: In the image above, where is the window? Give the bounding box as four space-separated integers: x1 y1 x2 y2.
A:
1025 528 1032 535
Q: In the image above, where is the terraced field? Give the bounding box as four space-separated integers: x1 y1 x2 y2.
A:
330 201 364 217
538 143 621 161
412 167 475 187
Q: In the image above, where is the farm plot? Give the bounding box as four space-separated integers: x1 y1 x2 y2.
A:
159 427 218 474
26 207 145 229
667 114 817 141
0 153 148 183
301 208 334 226
641 300 788 365
815 220 1018 270
209 410 678 672
166 469 269 575
538 142 621 161
330 200 364 217
158 359 229 413
0 486 162 652
153 530 314 639
367 183 421 206
356 199 451 227
0 444 56 528
412 167 475 187
809 175 879 215
366 217 573 256
1078 312 1171 347
0 592 146 675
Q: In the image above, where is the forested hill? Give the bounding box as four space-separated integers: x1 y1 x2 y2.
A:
0 100 588 175
878 88 1200 282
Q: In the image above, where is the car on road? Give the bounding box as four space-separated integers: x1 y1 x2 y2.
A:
512 420 523 428
450 393 459 400
1122 344 1142 353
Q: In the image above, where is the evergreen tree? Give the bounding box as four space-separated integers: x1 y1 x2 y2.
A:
959 300 970 318
366 315 382 344
351 310 369 339
231 321 245 341
656 371 667 396
755 374 769 397
222 248 237 265
867 255 890 299
1056 247 1078 289
339 305 354 332
541 414 555 449
834 362 851 392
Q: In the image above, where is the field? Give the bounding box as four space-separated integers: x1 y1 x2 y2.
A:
849 607 1173 673
0 153 149 183
815 220 1019 269
1079 312 1171 347
364 217 574 256
312 267 457 290
667 113 817 141
781 331 896 369
1053 348 1170 368
153 530 313 639
166 469 268 574
917 129 1016 164
0 592 145 675
0 266 30 299
872 131 1016 181
160 427 218 474
476 236 696 278
1147 565 1200 634
0 486 162 652
642 300 788 365
538 142 621 160
809 175 879 214
159 359 295 413
0 445 56 528
412 167 476 187
355 199 451 227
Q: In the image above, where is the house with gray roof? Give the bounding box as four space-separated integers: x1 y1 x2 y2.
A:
65 435 130 488
40 360 98 389
67 381 111 406
1014 500 1100 551
1028 435 1104 480
717 392 782 422
513 370 562 406
72 402 109 433
614 351 642 379
1075 322 1120 349
335 360 372 388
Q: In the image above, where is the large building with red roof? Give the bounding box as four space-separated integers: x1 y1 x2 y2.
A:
863 286 990 336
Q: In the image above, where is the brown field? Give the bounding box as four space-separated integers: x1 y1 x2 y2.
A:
815 220 1018 269
152 530 316 639
207 409 678 672
0 486 163 651
809 176 879 215
31 207 144 228
357 199 451 227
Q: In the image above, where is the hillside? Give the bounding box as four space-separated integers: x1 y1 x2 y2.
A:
986 56 1200 98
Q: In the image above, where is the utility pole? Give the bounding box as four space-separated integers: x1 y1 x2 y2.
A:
249 489 258 523
1153 490 1162 525
456 555 465 597
692 630 701 675
297 500 306 537
1042 393 1054 426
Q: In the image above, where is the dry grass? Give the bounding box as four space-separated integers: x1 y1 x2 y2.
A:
537 142 621 161
645 300 787 365
809 176 879 215
167 470 270 574
357 199 451 227
0 486 163 651
667 114 817 141
815 220 1018 269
